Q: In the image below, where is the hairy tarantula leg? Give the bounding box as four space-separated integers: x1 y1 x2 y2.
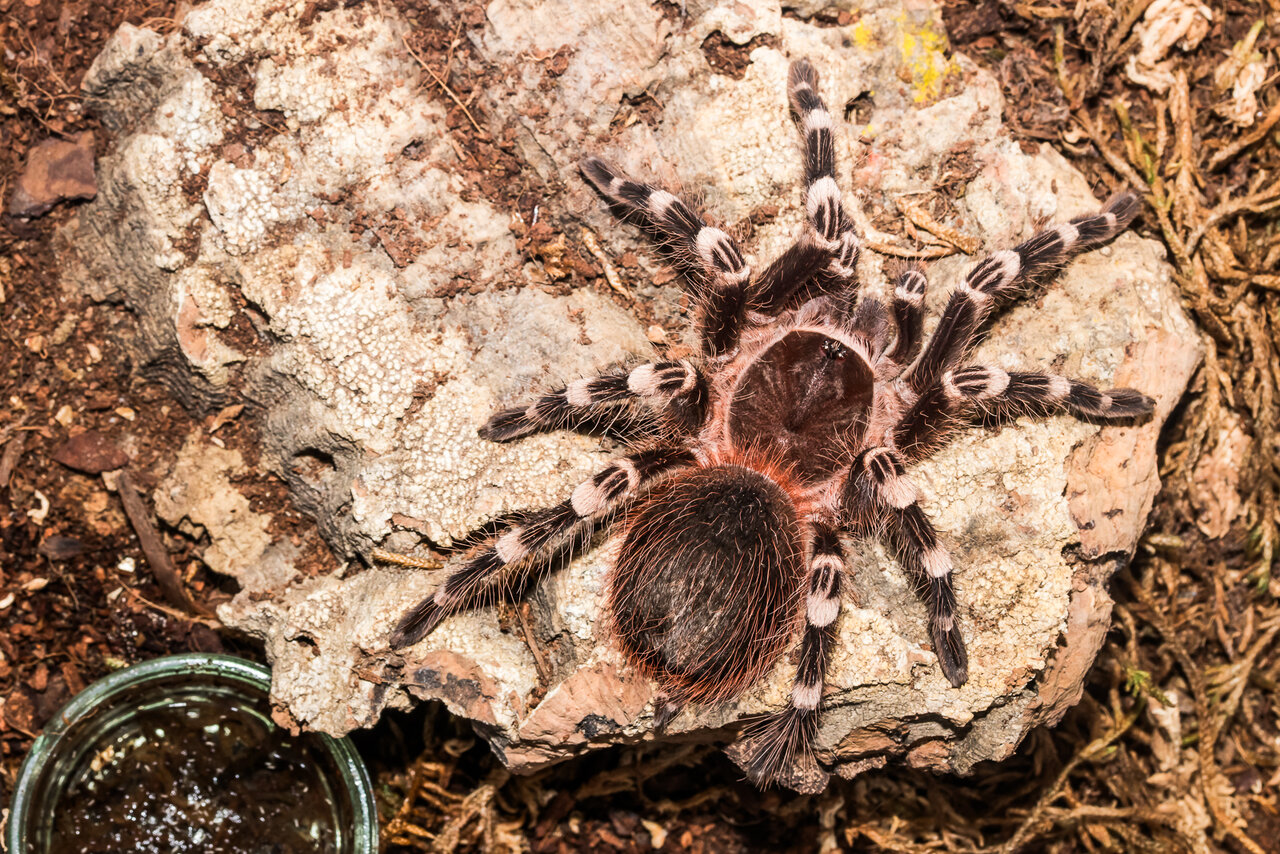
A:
389 446 695 649
751 60 861 315
886 268 927 365
743 526 844 786
750 237 833 315
905 193 1140 395
791 59 860 307
886 501 967 687
479 360 710 442
896 367 1156 460
946 368 1155 421
844 448 968 687
580 157 750 355
788 59 849 248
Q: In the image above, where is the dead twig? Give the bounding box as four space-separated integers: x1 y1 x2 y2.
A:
896 196 982 254
998 695 1144 853
862 239 955 260
124 587 222 629
403 38 489 138
847 194 959 260
517 601 552 685
1184 181 1280 258
382 762 434 848
117 470 216 618
1054 26 1150 192
1071 108 1149 193
1131 579 1274 854
431 781 498 853
1209 96 1280 171
574 743 707 801
580 227 631 298
372 546 444 570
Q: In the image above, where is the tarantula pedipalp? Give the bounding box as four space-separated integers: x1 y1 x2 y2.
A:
390 58 1155 785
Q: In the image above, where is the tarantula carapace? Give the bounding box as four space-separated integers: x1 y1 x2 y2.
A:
391 58 1154 784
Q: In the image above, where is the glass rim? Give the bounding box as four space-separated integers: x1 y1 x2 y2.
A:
6 652 378 854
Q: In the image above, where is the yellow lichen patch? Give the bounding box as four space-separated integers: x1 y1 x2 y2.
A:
895 12 961 104
851 19 875 50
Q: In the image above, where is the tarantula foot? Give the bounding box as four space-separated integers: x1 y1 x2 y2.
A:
579 156 623 197
1102 388 1156 420
1103 191 1141 225
652 696 685 732
477 406 535 442
788 56 819 93
1066 385 1156 424
932 619 969 688
738 707 821 789
389 596 449 649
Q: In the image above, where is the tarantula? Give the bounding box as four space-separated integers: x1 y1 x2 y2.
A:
391 58 1154 784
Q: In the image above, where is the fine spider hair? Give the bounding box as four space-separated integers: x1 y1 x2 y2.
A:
390 58 1155 787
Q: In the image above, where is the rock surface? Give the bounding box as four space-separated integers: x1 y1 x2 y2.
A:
60 0 1200 789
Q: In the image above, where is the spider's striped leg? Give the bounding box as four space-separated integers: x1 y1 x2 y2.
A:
750 222 859 316
904 193 1140 396
895 366 1156 461
749 235 832 315
751 59 861 315
886 268 927 366
390 446 695 649
789 58 858 282
581 158 750 355
843 447 967 687
742 525 844 787
480 360 711 443
808 224 860 316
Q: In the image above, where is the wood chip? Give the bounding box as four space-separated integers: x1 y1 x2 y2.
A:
0 432 27 489
208 402 245 433
52 429 129 474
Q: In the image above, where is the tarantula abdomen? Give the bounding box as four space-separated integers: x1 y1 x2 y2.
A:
609 465 806 705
